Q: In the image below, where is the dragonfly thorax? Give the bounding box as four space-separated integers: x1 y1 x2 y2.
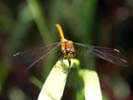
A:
61 39 76 59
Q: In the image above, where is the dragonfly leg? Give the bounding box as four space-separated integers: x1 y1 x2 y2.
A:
68 59 71 66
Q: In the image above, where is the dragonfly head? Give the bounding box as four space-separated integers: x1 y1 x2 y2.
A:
61 40 76 59
65 48 76 58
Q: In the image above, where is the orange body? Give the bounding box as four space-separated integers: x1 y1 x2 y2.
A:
56 24 76 59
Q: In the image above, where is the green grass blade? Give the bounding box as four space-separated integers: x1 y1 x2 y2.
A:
79 69 102 100
38 59 79 100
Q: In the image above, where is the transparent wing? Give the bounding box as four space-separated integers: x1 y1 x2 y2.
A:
74 42 128 67
26 42 60 70
13 42 59 57
13 42 60 69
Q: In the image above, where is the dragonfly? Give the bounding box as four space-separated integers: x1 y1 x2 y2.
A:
13 24 128 70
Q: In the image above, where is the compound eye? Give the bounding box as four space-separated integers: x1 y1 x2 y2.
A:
66 48 70 53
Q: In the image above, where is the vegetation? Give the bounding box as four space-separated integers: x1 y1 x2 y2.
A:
0 0 132 100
